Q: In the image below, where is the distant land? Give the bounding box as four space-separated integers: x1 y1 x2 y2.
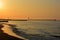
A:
0 19 60 21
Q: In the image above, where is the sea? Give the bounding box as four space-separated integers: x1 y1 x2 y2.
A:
2 21 60 40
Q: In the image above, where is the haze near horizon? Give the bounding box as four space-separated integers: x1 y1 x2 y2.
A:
0 0 60 19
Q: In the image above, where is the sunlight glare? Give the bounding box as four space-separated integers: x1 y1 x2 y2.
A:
0 0 3 9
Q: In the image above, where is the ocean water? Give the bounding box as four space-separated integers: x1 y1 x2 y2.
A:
7 21 60 40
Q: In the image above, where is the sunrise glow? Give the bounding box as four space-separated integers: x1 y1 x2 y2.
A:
0 0 60 19
0 0 3 9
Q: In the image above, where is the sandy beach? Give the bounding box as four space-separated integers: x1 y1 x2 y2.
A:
0 23 27 40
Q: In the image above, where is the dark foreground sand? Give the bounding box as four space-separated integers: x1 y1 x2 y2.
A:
1 23 60 40
0 24 24 40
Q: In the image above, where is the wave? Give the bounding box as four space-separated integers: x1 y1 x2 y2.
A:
4 23 60 40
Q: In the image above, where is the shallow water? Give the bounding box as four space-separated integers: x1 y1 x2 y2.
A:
4 21 60 40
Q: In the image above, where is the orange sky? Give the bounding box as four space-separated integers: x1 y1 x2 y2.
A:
0 0 60 19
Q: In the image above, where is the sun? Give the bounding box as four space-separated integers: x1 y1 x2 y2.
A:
0 0 3 9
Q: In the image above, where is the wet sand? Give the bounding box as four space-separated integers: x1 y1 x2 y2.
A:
1 23 60 40
1 24 27 40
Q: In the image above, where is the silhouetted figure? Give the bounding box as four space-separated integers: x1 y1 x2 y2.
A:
0 24 24 40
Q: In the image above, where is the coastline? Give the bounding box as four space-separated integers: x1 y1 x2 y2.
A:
2 24 27 40
0 19 60 21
